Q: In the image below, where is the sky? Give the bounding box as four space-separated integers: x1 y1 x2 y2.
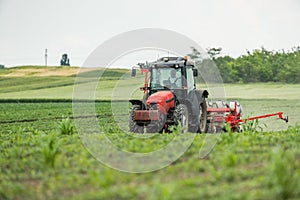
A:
0 0 299 67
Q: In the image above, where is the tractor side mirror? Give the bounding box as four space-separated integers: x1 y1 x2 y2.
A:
193 69 198 77
131 68 136 77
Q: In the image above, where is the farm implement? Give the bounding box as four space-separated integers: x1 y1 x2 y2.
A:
129 56 288 133
206 100 288 133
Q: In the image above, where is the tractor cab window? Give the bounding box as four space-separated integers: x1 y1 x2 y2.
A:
186 67 195 92
151 68 182 89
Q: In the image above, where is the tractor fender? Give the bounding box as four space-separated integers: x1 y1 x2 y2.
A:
187 89 208 116
129 100 146 109
195 89 209 100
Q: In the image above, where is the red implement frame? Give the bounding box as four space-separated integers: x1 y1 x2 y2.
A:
207 102 288 132
139 68 149 94
132 66 149 94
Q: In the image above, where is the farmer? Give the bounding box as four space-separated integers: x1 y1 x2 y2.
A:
168 69 181 88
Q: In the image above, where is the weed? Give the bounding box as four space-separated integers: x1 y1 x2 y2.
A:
56 117 74 135
42 133 60 168
168 124 181 134
286 123 300 133
220 131 234 145
88 169 112 188
225 152 237 167
241 118 267 133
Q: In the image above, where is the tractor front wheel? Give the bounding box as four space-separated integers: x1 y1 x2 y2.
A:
129 105 144 133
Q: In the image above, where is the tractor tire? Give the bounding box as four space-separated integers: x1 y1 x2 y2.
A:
146 113 166 133
198 101 208 133
188 100 208 133
129 105 144 133
174 104 189 133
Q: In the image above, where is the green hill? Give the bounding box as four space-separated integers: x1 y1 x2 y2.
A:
0 66 130 99
1 66 300 100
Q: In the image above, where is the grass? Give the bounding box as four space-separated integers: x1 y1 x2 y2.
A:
266 147 300 199
222 83 300 100
0 66 300 199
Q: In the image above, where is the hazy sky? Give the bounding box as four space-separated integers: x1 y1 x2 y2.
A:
0 0 299 67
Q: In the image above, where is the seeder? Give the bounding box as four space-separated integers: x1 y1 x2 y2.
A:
207 100 288 133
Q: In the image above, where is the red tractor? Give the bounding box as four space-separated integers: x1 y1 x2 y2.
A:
129 56 288 133
129 56 208 133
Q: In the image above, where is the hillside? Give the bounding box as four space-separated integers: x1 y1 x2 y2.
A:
0 65 128 77
0 66 300 100
0 66 129 99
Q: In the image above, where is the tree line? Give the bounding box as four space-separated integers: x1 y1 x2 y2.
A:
190 47 300 83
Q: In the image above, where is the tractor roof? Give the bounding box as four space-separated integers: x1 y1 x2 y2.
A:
150 57 195 68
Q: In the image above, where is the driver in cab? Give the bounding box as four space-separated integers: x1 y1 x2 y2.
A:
168 69 181 88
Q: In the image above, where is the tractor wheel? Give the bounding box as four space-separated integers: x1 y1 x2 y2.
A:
146 124 161 133
198 101 208 133
146 113 165 133
174 104 189 133
129 105 144 133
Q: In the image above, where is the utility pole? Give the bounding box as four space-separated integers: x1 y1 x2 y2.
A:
45 48 48 66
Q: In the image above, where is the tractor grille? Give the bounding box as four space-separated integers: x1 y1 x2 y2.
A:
134 110 159 121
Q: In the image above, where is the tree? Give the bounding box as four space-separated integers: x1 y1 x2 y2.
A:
60 54 70 66
187 46 202 61
188 46 300 83
207 47 222 60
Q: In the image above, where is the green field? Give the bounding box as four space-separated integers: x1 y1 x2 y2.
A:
0 66 299 131
0 66 300 199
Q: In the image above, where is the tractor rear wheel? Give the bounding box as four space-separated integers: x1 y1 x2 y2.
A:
198 101 208 133
129 105 144 133
174 104 189 133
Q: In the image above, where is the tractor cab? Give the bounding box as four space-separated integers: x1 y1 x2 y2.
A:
147 56 199 101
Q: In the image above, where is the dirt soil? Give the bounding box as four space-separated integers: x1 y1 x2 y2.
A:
0 67 99 77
